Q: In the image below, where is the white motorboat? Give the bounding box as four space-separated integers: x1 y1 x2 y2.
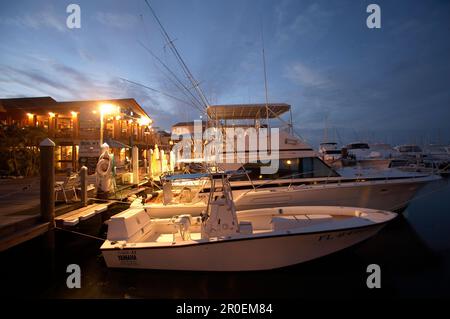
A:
319 142 342 163
394 144 424 159
102 173 397 271
141 104 440 217
340 142 395 169
390 144 450 175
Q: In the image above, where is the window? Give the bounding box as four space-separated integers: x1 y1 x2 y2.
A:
231 157 339 181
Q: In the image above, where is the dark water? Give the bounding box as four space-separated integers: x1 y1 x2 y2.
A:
1 177 450 299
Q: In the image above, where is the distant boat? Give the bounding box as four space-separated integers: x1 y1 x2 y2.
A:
319 142 342 163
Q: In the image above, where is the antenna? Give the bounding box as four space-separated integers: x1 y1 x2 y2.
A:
261 21 270 129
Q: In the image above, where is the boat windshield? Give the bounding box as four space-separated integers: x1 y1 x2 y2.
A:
229 157 339 181
324 150 341 155
347 143 369 150
398 145 422 153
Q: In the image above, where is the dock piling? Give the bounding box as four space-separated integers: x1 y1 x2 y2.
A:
132 146 139 185
40 138 55 227
80 166 88 206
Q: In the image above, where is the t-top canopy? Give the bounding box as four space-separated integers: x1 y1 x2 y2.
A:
207 103 291 120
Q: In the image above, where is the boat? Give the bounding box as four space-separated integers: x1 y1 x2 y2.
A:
394 144 424 159
141 104 440 217
390 144 450 175
319 142 342 164
339 142 395 169
102 173 397 271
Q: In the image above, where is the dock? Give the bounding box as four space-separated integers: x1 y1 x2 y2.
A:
55 202 110 227
0 138 154 252
1 186 148 251
0 214 51 252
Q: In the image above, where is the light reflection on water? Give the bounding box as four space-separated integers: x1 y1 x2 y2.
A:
1 178 450 298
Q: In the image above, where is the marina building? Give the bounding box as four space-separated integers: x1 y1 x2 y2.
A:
0 96 156 173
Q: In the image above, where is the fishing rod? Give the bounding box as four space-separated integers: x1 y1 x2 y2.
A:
143 0 210 112
137 40 206 113
119 77 197 107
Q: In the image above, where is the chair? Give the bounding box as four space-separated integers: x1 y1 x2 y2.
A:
55 173 79 203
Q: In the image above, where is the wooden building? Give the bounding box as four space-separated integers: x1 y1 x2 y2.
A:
0 96 155 172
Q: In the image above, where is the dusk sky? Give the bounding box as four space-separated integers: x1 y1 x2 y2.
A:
1 0 449 145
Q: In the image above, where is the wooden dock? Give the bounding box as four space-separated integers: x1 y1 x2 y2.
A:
1 181 148 251
0 214 51 252
55 202 110 227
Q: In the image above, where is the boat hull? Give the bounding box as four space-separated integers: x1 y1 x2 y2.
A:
102 223 385 271
233 179 424 212
146 177 432 217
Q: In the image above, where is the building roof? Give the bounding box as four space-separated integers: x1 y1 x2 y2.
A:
0 96 57 113
0 96 151 119
207 103 291 120
172 120 207 127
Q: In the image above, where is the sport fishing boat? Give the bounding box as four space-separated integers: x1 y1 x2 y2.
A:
102 172 397 271
140 104 440 217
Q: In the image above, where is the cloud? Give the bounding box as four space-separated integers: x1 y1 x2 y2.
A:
274 1 335 43
285 62 329 88
95 12 139 29
0 54 188 129
0 8 66 32
0 65 72 95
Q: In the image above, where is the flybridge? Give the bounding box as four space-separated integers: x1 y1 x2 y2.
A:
207 103 291 120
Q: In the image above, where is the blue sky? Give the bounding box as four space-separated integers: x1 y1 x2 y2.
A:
1 0 449 145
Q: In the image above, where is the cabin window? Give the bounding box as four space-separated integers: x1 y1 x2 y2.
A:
232 157 338 181
301 157 338 178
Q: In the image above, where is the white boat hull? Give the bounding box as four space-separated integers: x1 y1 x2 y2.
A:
102 223 385 271
232 179 424 212
145 176 433 218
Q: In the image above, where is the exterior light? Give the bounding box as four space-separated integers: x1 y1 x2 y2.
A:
71 111 77 117
286 160 292 165
99 103 116 115
138 117 151 126
27 113 34 118
169 140 174 146
48 112 55 118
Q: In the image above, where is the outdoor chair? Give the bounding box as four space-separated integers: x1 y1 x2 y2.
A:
55 173 79 203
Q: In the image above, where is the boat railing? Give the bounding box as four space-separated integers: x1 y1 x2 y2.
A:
241 168 336 196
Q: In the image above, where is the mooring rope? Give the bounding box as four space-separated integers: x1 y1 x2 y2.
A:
55 226 105 242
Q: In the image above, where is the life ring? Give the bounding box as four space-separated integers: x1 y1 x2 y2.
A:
97 152 112 177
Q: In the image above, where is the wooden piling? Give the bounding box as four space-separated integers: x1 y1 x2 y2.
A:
40 138 55 227
132 146 139 185
80 166 88 207
144 158 148 176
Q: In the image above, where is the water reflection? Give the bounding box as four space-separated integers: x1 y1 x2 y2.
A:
1 178 450 298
